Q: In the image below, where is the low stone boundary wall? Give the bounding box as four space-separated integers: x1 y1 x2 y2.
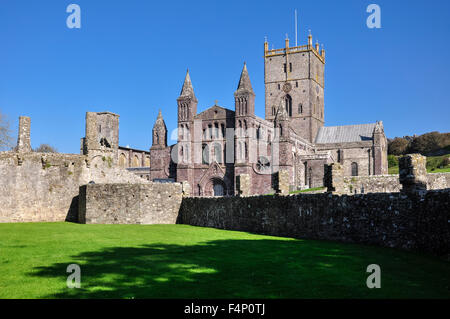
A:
325 154 450 194
178 189 450 257
79 183 183 224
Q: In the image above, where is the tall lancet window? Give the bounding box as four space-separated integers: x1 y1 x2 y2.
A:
351 162 359 176
284 95 292 117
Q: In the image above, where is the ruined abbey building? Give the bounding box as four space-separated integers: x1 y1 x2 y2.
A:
148 32 388 196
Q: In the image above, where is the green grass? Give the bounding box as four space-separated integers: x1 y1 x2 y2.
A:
290 187 326 194
0 223 449 299
388 154 450 174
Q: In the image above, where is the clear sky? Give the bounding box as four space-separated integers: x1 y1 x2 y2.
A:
1 0 449 153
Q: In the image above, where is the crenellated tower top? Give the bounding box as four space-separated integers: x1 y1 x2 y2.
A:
264 32 325 63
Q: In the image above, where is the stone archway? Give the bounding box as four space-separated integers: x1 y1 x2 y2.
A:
204 177 227 197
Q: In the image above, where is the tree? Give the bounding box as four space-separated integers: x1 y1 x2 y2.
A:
409 132 444 155
388 137 409 155
34 144 58 153
0 111 13 151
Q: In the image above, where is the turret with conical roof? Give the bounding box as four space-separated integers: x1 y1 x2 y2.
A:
234 63 255 117
177 69 198 123
151 110 167 149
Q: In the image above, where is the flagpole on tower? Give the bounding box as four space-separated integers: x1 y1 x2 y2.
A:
295 9 298 46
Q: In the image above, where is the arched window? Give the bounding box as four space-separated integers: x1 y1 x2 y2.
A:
213 143 222 163
202 144 209 165
244 142 248 159
119 153 127 168
238 141 243 161
132 155 140 167
213 180 225 197
221 123 225 138
351 162 358 176
284 95 292 117
308 167 313 187
214 122 219 139
180 124 184 140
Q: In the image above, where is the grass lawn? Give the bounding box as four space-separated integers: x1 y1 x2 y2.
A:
290 187 326 194
388 154 450 174
0 222 449 299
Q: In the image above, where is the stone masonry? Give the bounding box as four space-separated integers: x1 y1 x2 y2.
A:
16 116 31 153
325 154 450 195
79 183 183 224
0 113 172 223
178 189 450 258
399 153 428 193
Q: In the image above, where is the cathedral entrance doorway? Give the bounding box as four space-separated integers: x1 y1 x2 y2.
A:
212 179 225 196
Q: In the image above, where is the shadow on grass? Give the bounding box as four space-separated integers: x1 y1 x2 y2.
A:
30 238 450 299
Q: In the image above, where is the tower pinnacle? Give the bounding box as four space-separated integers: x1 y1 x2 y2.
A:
236 63 254 94
180 69 196 99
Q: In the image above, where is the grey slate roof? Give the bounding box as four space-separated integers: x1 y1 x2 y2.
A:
315 123 376 144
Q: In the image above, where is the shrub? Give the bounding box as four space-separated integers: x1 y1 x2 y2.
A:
388 155 398 167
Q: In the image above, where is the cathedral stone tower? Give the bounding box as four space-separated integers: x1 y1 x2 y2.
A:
234 63 255 118
177 70 198 124
176 70 197 186
150 110 170 180
264 33 326 143
234 63 255 180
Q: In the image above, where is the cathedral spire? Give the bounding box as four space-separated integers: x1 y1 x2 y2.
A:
236 63 254 94
157 109 163 120
180 69 196 99
152 109 167 148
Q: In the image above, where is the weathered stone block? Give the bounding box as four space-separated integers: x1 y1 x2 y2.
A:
236 174 251 196
399 154 428 193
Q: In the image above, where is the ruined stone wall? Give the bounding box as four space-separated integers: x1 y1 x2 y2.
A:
341 175 401 194
330 173 450 195
79 182 183 224
427 173 450 190
178 189 450 257
325 154 450 195
0 151 148 223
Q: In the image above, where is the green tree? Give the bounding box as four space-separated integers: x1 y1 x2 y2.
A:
409 132 444 155
387 154 398 167
388 137 409 155
34 144 58 153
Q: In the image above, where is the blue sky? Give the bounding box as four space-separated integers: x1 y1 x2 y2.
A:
1 0 449 153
